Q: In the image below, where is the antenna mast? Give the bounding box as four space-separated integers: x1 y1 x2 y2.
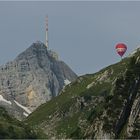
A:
46 15 48 48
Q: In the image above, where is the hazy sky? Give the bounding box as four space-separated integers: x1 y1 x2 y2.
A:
0 1 140 75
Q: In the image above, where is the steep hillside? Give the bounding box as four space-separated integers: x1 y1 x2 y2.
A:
0 41 77 120
26 48 140 139
0 107 45 139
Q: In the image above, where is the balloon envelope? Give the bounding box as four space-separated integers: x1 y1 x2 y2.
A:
115 43 127 57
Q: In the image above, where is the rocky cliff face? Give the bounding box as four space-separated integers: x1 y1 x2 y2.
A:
26 47 140 139
0 41 77 120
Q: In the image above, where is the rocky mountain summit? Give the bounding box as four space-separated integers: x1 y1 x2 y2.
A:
0 41 77 120
27 47 140 139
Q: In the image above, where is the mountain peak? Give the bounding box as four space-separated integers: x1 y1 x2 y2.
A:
0 41 77 119
16 41 59 61
15 41 47 60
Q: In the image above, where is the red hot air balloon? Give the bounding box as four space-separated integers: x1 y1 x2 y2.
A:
115 43 127 57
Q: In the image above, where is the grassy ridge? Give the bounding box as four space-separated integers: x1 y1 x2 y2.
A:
0 107 45 139
25 57 130 139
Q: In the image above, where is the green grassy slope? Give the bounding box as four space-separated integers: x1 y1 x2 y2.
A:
27 59 128 123
26 48 140 139
25 55 133 138
0 107 45 139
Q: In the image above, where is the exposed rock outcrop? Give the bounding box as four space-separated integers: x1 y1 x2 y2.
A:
0 41 77 119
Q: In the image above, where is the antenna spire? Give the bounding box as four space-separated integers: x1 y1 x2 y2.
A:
46 15 48 48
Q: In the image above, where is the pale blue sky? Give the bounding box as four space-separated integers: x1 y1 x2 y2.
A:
0 1 140 75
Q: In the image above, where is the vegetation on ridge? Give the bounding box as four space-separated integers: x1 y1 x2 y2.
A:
1 48 140 139
0 107 45 139
26 54 140 139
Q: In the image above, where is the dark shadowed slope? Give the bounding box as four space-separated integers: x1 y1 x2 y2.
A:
0 107 46 139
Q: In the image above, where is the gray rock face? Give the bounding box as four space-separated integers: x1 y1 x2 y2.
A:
0 41 77 119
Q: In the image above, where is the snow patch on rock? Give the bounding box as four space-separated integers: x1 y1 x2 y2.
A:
0 95 12 105
64 79 71 85
14 100 31 114
23 112 29 117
